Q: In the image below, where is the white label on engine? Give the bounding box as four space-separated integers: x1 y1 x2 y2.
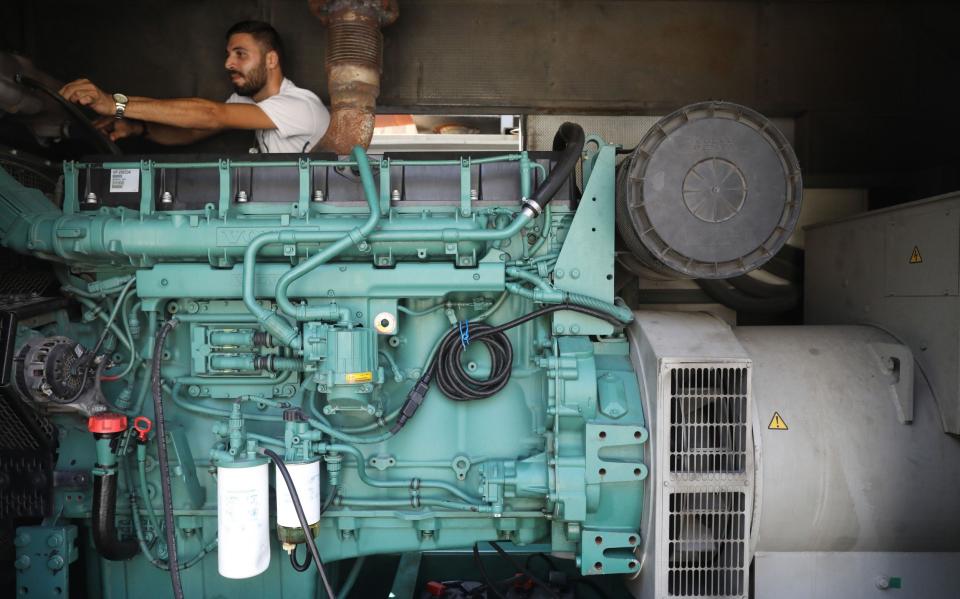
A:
109 169 139 193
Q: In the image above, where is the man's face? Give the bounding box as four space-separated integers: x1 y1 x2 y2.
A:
225 33 269 97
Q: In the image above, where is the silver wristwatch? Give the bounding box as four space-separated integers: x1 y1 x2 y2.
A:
113 93 128 119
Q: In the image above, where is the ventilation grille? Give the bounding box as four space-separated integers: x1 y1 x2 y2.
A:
667 491 747 597
669 368 748 476
656 361 752 599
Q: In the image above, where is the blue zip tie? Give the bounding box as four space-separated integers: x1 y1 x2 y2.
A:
458 320 470 349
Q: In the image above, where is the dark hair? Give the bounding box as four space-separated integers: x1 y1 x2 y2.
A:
226 20 285 65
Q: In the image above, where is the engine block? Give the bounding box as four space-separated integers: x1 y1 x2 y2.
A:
0 135 649 596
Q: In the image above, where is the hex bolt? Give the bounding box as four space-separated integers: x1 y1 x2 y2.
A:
312 189 325 202
235 190 249 203
47 555 65 571
391 189 400 202
160 191 174 205
84 192 98 205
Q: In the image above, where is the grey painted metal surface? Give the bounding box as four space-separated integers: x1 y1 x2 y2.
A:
627 311 754 599
736 325 960 552
625 311 960 598
754 552 960 599
805 192 960 434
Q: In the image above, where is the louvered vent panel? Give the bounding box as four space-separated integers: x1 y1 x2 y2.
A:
669 368 748 476
667 491 747 597
656 362 753 599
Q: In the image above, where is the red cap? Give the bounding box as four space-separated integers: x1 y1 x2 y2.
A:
425 581 446 597
87 412 128 434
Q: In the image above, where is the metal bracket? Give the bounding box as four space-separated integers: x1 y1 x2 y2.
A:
554 143 617 336
869 342 915 424
580 529 640 576
584 422 648 484
14 525 78 597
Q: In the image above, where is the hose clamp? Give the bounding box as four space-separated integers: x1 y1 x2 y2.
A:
521 198 542 218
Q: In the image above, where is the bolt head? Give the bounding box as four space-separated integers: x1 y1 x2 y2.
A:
47 555 65 571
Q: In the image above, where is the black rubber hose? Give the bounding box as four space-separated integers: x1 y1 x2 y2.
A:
260 448 337 599
91 472 139 560
696 278 800 314
151 319 183 599
532 122 584 208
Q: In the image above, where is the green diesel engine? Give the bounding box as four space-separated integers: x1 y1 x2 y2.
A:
1 110 848 598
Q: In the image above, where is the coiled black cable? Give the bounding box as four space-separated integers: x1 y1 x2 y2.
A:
151 318 183 599
392 304 627 432
429 304 624 401
434 322 513 401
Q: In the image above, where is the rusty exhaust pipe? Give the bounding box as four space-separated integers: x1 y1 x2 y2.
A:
309 0 398 154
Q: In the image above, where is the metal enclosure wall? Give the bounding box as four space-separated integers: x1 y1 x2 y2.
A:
805 193 960 434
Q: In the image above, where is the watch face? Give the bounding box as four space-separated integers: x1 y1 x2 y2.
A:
113 93 128 104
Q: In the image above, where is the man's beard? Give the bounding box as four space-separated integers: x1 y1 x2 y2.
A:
230 63 267 97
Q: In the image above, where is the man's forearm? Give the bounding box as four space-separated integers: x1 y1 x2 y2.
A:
126 96 227 131
143 121 216 145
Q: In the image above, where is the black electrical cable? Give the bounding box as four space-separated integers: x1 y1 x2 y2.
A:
434 321 512 401
289 544 313 572
260 447 337 599
151 318 183 599
428 304 624 401
391 304 626 433
472 543 507 599
289 482 336 571
488 541 560 599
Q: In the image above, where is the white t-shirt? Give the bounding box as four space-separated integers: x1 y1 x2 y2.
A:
226 78 329 153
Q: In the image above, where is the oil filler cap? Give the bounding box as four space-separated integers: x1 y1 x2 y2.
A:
87 412 128 434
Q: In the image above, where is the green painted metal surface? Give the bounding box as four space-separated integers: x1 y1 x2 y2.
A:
14 525 79 598
0 141 646 598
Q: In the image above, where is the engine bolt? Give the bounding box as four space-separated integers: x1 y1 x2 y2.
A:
160 191 174 205
235 190 249 203
313 189 325 202
84 192 98 205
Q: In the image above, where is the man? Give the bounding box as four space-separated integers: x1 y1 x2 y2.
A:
58 21 329 153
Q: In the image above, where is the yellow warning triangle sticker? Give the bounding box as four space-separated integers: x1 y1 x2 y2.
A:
768 412 788 430
910 246 923 264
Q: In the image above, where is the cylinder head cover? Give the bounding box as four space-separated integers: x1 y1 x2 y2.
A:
616 101 802 279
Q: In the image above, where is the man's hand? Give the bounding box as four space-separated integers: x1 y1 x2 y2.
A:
59 79 115 116
93 116 145 141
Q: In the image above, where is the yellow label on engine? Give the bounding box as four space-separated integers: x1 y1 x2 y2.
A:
345 371 373 384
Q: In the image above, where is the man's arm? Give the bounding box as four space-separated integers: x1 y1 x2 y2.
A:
93 117 216 145
60 79 277 144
